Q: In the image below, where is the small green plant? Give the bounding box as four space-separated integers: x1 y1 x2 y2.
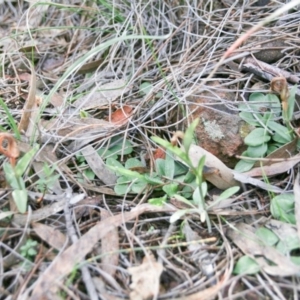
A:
35 163 60 194
3 144 39 213
151 119 239 232
107 150 190 196
236 85 297 172
19 238 38 271
20 239 38 260
233 255 260 275
75 135 133 183
108 119 239 232
270 193 296 224
0 98 20 139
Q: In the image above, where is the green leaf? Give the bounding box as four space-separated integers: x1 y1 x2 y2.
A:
15 144 39 177
181 185 194 199
114 184 130 195
79 110 88 118
233 255 260 275
0 211 15 220
193 183 207 208
169 209 190 223
125 158 144 169
216 186 240 202
270 193 295 224
266 94 281 115
139 82 153 96
109 138 133 156
255 227 279 246
151 136 188 163
148 195 167 206
12 189 28 213
234 159 255 172
247 92 270 113
97 148 117 160
106 157 125 169
183 118 199 153
267 121 292 144
195 155 206 185
83 169 95 180
155 159 165 176
174 161 188 176
267 144 279 155
239 111 259 126
173 194 195 208
163 183 178 197
117 176 130 184
262 111 275 123
131 181 148 193
276 235 300 255
143 174 164 185
247 143 268 158
109 165 144 180
3 162 19 189
291 256 300 265
164 150 175 179
244 128 271 146
151 136 172 148
183 171 196 184
27 248 37 256
0 97 20 139
201 181 207 198
249 92 266 103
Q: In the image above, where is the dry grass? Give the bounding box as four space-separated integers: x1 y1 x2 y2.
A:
1 0 300 299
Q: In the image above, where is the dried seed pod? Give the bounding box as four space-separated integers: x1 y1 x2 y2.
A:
270 77 289 103
0 133 20 166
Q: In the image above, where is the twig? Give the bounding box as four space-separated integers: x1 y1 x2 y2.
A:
239 56 299 84
64 188 99 300
204 0 300 86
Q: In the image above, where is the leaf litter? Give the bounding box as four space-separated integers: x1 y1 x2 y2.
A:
1 1 300 299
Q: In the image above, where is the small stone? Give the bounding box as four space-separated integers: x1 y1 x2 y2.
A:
187 81 246 168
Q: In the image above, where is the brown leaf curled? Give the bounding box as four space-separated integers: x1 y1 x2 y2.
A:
270 77 289 103
0 133 20 166
110 105 133 125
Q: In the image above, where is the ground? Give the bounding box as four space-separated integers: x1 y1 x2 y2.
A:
0 1 300 299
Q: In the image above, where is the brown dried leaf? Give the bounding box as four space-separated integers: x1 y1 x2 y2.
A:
49 92 64 107
100 209 119 277
13 198 66 226
29 203 175 299
182 221 215 278
73 79 131 110
227 223 300 276
253 138 297 168
176 279 226 300
42 117 114 139
187 144 239 189
244 154 300 177
81 145 117 185
18 58 37 134
233 171 283 193
32 222 67 250
77 58 104 74
109 105 133 125
18 72 32 81
153 147 165 160
92 277 123 300
41 56 64 72
128 252 163 300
